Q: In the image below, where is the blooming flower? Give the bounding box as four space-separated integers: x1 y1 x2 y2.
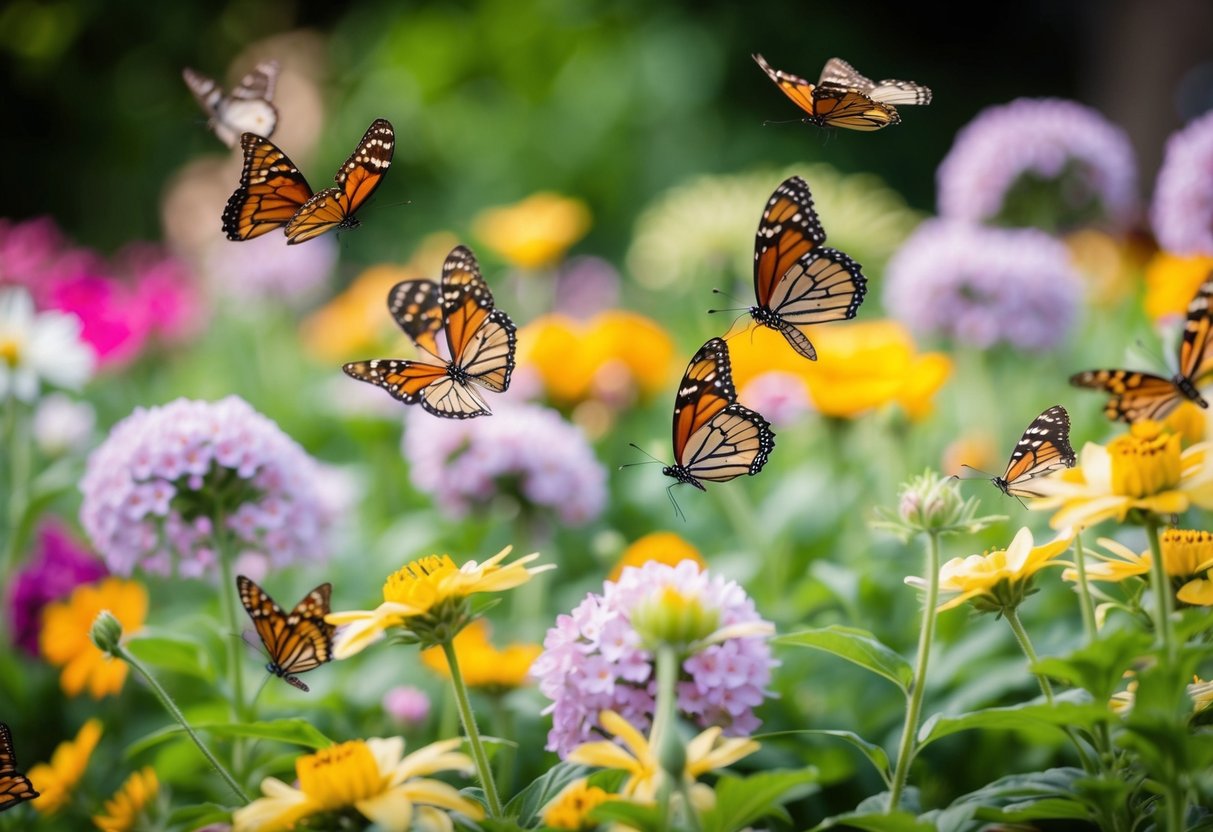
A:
232 737 483 832
300 263 416 362
473 192 590 269
1070 530 1213 606
383 686 432 726
326 546 551 659
937 98 1137 232
0 216 69 291
738 371 813 427
0 288 94 401
1030 422 1213 529
1143 252 1213 324
6 520 107 655
1151 110 1213 255
533 561 776 757
32 393 96 456
79 396 339 577
40 577 146 698
93 767 158 832
542 778 611 830
906 527 1074 612
203 229 337 303
420 619 541 692
609 532 706 581
552 256 622 318
884 220 1083 351
402 402 607 525
1061 536 1152 584
28 719 103 815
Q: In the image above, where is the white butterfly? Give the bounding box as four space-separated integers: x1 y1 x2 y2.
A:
182 60 279 148
817 57 932 106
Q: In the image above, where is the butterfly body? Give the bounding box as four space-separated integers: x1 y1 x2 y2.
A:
0 723 38 812
183 61 279 148
989 405 1076 499
237 576 335 692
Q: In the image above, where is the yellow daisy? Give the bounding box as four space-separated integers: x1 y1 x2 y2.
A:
40 578 147 699
1062 529 1213 605
473 192 590 269
420 619 541 691
608 532 706 581
542 778 611 830
93 767 158 832
29 719 103 815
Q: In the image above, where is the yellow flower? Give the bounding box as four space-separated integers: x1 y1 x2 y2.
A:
40 578 147 699
1189 676 1213 712
1061 537 1151 583
1061 530 1213 605
29 719 102 815
233 737 483 832
1163 401 1207 445
906 527 1074 612
1143 251 1213 323
727 322 951 420
542 778 611 830
93 767 158 832
419 619 541 691
473 192 590 269
326 546 553 659
1030 423 1213 529
609 532 706 581
1063 229 1140 307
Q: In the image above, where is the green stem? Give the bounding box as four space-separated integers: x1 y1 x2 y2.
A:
115 643 249 803
887 531 941 812
214 527 248 722
651 645 683 830
1163 780 1187 832
443 640 503 818
489 697 516 799
3 397 31 581
1144 517 1176 660
1071 531 1098 642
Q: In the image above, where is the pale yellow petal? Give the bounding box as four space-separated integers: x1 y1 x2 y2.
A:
355 791 414 832
398 780 487 819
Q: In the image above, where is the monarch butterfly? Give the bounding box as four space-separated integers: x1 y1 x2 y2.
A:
1071 275 1213 422
662 338 775 492
343 244 517 418
222 118 394 244
237 575 335 692
752 54 929 131
989 405 1076 498
0 723 38 813
737 175 866 360
183 60 279 148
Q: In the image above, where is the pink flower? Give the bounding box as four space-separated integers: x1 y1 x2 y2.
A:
383 686 432 726
1151 110 1213 255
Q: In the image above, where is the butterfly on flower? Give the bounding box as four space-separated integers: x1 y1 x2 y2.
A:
237 576 335 692
752 54 930 131
222 118 394 244
343 244 517 418
987 405 1076 499
0 723 38 813
1071 275 1213 422
183 60 279 148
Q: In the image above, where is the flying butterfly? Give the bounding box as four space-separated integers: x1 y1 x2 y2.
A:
183 60 279 148
222 118 394 243
343 244 517 418
1071 275 1213 422
752 53 929 131
237 575 335 692
988 405 1077 499
0 723 38 813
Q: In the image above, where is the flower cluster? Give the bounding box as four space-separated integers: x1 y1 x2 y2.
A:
1151 110 1213 255
79 396 339 577
6 521 107 655
533 561 776 757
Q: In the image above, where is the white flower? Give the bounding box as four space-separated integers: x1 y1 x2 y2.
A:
0 289 94 402
33 393 96 455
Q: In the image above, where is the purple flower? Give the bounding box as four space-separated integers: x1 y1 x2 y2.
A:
552 256 621 319
402 401 607 526
1151 110 1213 255
5 520 107 654
531 561 776 757
885 219 1082 351
202 232 337 303
383 685 432 726
937 98 1138 232
739 371 813 427
80 396 341 577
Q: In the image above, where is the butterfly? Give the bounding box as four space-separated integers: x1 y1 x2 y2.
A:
1070 276 1213 422
0 723 38 813
739 175 866 360
661 338 775 493
752 54 929 131
183 60 279 148
222 118 394 244
237 575 335 692
343 244 517 418
989 406 1077 499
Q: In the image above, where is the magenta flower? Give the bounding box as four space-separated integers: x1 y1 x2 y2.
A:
532 560 776 757
114 243 205 345
0 216 69 294
1151 110 1213 255
80 396 340 577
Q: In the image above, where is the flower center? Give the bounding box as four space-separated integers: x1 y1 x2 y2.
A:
1160 529 1213 577
1107 424 1182 497
382 555 458 610
296 741 384 808
0 336 21 368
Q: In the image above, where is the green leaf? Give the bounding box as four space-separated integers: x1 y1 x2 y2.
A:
503 762 590 825
590 800 667 832
918 699 1110 748
127 630 214 681
775 626 913 693
946 768 1094 824
166 802 233 827
701 767 819 832
759 729 890 784
126 719 332 757
1031 628 1153 702
809 810 935 832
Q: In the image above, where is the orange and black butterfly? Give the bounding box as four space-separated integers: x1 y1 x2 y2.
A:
740 176 866 360
0 723 38 813
222 118 394 244
989 406 1076 499
237 576 335 692
662 338 775 492
1071 276 1213 422
752 54 929 131
183 60 279 148
343 244 516 418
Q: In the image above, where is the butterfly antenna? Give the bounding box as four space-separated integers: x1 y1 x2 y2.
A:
715 312 753 343
760 118 803 127
957 463 996 481
621 442 666 468
666 484 687 523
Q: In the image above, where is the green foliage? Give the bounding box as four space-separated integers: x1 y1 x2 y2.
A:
776 626 914 693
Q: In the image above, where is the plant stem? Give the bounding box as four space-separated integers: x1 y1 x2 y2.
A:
1071 531 1097 642
651 645 682 830
443 639 503 818
887 530 940 812
214 526 248 722
489 696 516 799
3 397 31 581
1143 517 1175 660
115 642 249 803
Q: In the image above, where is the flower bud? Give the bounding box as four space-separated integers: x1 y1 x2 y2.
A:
875 469 1004 541
630 587 719 651
89 609 123 655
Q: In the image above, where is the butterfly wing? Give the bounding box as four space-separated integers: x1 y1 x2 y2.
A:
237 576 333 690
818 56 931 106
1070 370 1184 423
996 405 1076 498
284 118 394 244
388 280 444 359
753 176 826 308
810 87 900 130
752 53 820 118
182 67 223 120
184 62 279 148
1179 275 1213 386
817 57 876 90
0 723 38 812
230 59 279 102
441 245 517 394
222 134 313 240
343 359 489 417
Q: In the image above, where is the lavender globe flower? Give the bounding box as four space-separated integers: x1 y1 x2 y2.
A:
80 396 338 577
402 402 606 526
937 98 1137 232
1152 110 1213 255
532 560 776 757
885 220 1082 351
